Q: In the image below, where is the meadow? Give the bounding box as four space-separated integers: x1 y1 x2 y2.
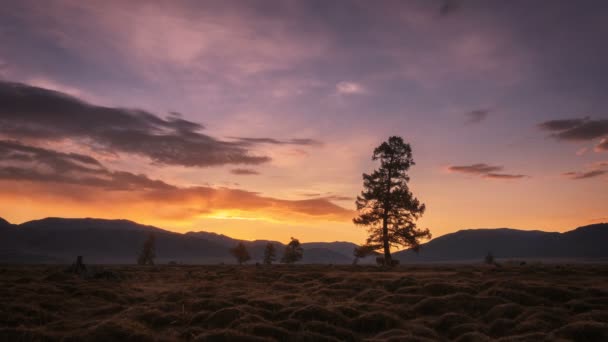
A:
1 264 608 341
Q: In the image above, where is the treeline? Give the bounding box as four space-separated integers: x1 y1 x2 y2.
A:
229 237 303 265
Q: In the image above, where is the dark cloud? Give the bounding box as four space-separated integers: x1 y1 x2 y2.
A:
538 117 608 141
562 170 608 180
484 173 527 180
465 109 490 124
298 192 353 201
230 168 260 175
448 163 527 180
447 163 503 175
0 140 174 190
0 81 321 167
232 137 323 146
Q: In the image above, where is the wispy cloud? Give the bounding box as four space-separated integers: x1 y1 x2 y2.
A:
562 170 608 180
538 117 608 141
230 168 260 176
336 82 366 95
0 81 321 167
447 163 527 180
0 140 353 223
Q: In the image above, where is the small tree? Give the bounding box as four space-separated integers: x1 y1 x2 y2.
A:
137 233 156 265
230 242 251 265
263 242 277 265
353 136 432 265
485 251 495 265
352 244 378 265
281 237 303 264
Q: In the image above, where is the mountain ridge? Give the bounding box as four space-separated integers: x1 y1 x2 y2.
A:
0 216 606 264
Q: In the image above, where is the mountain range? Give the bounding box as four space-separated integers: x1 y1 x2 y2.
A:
0 217 606 264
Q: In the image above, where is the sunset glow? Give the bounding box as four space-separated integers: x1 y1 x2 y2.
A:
1 0 607 244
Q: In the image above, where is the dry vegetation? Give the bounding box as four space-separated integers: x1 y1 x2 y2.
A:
1 264 608 341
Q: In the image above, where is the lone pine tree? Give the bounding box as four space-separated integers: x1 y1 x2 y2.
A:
353 136 431 265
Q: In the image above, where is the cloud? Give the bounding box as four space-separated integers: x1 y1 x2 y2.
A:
0 140 174 190
594 161 608 168
232 137 323 146
596 138 608 152
299 192 354 201
230 168 259 176
0 81 318 167
484 173 527 180
562 170 608 180
465 109 490 124
447 163 527 180
336 82 365 95
0 140 353 223
447 163 503 175
538 117 608 141
563 160 608 180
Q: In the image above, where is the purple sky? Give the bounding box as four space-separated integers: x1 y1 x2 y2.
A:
0 0 607 242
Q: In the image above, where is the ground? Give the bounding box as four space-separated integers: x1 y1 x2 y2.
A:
1 264 608 341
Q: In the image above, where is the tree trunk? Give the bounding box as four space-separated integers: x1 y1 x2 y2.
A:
382 217 392 264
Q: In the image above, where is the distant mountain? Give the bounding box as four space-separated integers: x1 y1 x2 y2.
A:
186 231 358 264
0 217 12 229
0 217 359 264
1 217 606 264
394 224 608 263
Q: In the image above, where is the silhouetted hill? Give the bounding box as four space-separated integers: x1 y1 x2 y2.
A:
0 217 359 264
1 217 606 264
0 217 12 230
186 232 358 264
0 218 228 264
394 224 608 262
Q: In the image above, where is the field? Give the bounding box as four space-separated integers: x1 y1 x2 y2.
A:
1 264 608 341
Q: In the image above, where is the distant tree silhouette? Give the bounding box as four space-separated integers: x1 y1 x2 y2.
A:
230 242 251 265
352 244 378 265
353 136 431 265
281 237 303 264
137 233 156 265
485 251 495 265
263 242 277 265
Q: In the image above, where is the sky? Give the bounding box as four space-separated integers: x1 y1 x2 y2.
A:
0 0 607 244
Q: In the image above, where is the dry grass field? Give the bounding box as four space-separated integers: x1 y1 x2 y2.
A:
1 264 608 341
